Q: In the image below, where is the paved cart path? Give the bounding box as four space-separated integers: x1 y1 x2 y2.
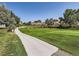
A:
15 28 58 56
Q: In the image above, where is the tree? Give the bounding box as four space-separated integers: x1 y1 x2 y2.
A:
60 9 79 28
45 18 49 24
63 9 74 23
10 11 20 25
45 18 53 25
45 18 50 27
0 4 20 32
45 18 60 28
37 20 41 23
34 20 41 23
59 17 64 22
27 21 31 25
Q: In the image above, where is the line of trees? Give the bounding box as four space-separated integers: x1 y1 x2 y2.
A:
24 9 79 29
59 9 79 29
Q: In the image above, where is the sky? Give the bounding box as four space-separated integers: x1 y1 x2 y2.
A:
0 2 79 22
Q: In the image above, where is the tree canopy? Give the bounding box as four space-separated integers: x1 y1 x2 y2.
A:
0 4 20 31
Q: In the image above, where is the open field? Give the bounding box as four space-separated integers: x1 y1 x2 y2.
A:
20 26 79 56
0 29 27 56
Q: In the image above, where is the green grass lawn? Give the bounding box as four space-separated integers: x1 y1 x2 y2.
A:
20 26 79 56
0 29 27 56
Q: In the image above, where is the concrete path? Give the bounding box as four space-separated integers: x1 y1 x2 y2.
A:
53 49 72 56
15 28 58 56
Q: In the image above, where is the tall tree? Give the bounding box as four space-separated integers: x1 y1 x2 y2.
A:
0 4 20 31
62 9 78 27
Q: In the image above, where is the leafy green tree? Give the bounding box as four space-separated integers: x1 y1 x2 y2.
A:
61 9 79 28
63 9 74 23
45 18 58 28
59 17 64 22
0 4 20 32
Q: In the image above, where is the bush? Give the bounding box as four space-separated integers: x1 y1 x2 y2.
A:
59 23 70 28
7 24 16 32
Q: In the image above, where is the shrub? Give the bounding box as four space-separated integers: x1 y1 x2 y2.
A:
7 24 16 32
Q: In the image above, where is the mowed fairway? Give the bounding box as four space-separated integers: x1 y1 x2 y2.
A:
20 26 79 55
0 29 27 56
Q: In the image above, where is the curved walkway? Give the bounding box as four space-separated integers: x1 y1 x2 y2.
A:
15 28 58 56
